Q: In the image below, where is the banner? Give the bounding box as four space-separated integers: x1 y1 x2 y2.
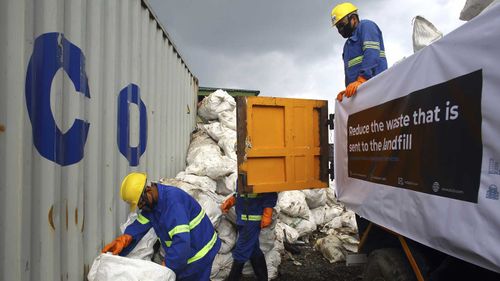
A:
335 4 500 273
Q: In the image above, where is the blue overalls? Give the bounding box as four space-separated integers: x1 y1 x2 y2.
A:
121 183 221 281
232 192 278 262
342 19 388 85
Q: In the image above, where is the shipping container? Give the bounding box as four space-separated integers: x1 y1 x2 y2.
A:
236 96 330 193
0 0 198 280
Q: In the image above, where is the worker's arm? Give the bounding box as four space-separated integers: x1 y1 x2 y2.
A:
358 20 384 80
162 204 191 273
120 212 153 256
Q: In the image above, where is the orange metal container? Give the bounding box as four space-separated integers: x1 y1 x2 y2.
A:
236 96 330 193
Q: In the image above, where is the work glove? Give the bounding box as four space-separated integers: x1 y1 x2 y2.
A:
336 90 346 102
101 234 133 255
220 195 236 213
260 207 273 228
345 76 367 98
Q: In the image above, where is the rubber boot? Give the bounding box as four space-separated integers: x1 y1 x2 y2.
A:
250 253 268 281
226 260 245 281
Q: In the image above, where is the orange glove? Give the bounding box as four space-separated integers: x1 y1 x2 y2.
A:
345 76 367 98
336 90 346 102
102 234 133 255
220 195 236 213
260 207 273 228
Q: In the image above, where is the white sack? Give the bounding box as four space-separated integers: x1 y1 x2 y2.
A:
460 0 495 20
175 172 217 193
210 253 233 281
302 189 327 209
88 253 175 281
218 110 237 131
311 205 345 226
412 15 443 53
277 191 310 219
218 133 237 161
314 235 345 263
216 218 237 254
275 221 300 244
199 122 231 142
321 216 344 232
242 248 281 280
216 173 237 195
185 131 236 179
278 213 317 238
198 90 236 121
119 212 157 260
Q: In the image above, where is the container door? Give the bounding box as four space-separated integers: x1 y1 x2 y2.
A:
236 96 329 193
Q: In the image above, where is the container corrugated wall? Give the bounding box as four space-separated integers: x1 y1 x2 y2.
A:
0 0 198 280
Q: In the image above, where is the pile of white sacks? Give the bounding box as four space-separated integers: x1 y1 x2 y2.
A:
131 90 360 280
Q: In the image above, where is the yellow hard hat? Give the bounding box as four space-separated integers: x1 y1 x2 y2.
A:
331 2 358 26
120 172 147 211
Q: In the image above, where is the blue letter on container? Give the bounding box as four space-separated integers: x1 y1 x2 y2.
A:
25 33 90 166
117 84 147 166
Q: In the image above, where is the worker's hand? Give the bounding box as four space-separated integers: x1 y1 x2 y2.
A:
345 76 367 98
220 195 236 213
101 234 133 255
260 207 273 228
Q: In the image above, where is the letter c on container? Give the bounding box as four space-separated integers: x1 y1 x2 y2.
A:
117 84 147 166
25 32 90 166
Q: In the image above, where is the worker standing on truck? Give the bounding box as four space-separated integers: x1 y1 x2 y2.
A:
102 172 221 281
332 2 388 102
220 187 278 281
331 2 390 254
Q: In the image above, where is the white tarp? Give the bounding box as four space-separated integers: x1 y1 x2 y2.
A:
334 3 500 273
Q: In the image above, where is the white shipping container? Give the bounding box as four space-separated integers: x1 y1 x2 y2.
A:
0 0 198 280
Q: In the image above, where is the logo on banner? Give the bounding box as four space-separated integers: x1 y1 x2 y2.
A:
486 184 499 200
489 158 500 175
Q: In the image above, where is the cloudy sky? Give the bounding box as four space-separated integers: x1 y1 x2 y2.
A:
148 0 466 111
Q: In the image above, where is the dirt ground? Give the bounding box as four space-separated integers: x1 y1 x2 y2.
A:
243 232 365 281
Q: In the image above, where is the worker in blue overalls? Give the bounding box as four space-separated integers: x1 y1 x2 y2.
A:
332 2 388 102
102 172 221 281
220 185 278 281
331 2 390 255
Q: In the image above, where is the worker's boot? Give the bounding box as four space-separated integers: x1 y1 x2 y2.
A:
250 253 268 281
226 260 245 281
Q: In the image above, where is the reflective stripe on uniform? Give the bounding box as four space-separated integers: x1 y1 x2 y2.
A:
165 240 172 247
137 213 150 224
347 52 386 68
189 209 205 230
168 224 190 238
362 41 380 51
241 214 262 221
187 232 218 264
348 55 363 67
241 193 258 198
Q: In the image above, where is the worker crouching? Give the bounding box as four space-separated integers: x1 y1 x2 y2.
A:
221 188 278 281
102 172 221 281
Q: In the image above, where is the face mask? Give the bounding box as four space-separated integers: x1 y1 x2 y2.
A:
337 15 356 38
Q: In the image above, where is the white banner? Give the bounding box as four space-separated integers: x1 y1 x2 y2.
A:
334 3 500 273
